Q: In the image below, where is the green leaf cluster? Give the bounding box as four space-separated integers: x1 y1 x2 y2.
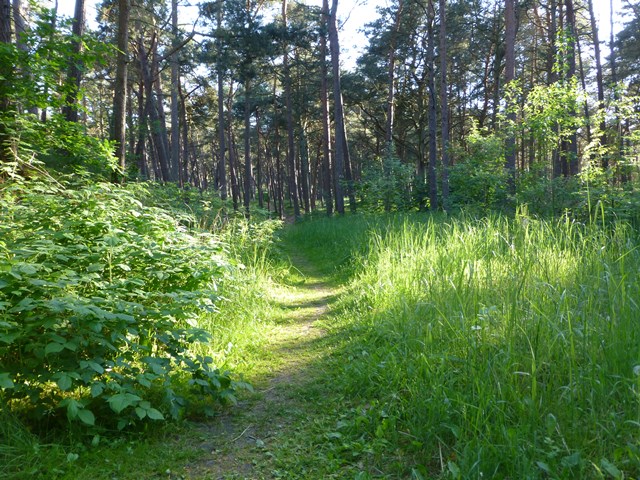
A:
0 180 241 429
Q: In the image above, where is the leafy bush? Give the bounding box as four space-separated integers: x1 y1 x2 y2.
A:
356 156 415 211
0 179 246 430
449 127 509 211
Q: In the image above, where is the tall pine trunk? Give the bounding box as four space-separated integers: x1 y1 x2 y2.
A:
63 0 85 123
439 0 450 210
243 79 252 217
426 0 438 210
112 0 130 182
328 0 348 214
588 0 607 168
283 0 300 218
383 0 403 211
504 0 516 194
170 0 181 183
216 0 227 200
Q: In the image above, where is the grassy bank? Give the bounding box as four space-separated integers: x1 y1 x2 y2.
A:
285 213 640 478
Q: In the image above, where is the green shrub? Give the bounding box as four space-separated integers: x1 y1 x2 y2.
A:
0 179 246 430
449 128 509 211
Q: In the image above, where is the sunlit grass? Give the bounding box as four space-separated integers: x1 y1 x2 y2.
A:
288 213 640 478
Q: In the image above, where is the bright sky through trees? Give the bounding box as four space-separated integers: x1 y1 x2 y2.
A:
55 0 627 72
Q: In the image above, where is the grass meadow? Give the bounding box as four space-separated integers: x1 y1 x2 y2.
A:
284 212 640 478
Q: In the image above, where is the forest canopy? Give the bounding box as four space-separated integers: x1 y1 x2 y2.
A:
0 0 638 219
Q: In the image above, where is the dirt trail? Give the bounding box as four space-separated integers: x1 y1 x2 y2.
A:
184 253 336 480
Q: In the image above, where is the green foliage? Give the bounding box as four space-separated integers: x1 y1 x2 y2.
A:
0 179 244 430
523 78 584 149
0 5 114 177
449 127 509 211
0 113 117 176
356 156 415 211
289 214 640 478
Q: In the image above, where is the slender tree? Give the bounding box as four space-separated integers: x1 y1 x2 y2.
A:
383 0 404 212
439 0 450 210
320 0 333 215
504 0 516 194
426 0 438 210
170 0 181 183
0 0 11 163
328 0 347 214
63 0 85 123
216 0 227 200
112 0 130 182
283 0 301 218
587 0 606 167
563 0 578 176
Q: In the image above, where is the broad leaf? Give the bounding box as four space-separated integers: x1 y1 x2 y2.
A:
108 393 141 414
57 373 73 391
77 409 95 426
0 373 14 389
146 408 164 421
45 342 65 355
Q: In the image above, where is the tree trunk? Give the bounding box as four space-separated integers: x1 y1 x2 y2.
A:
152 39 172 180
299 123 311 213
504 0 516 194
0 0 10 47
383 0 403 211
0 0 11 163
139 32 171 181
564 0 579 176
609 0 622 176
328 0 346 214
216 1 227 200
63 0 85 123
227 90 240 211
439 0 450 210
112 0 130 182
320 0 333 215
243 79 252 217
283 0 300 218
426 0 438 210
256 110 264 209
170 0 181 183
588 0 606 168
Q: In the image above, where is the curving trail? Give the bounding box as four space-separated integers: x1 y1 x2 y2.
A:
184 252 338 480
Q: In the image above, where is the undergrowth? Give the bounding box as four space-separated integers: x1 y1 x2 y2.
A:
0 176 289 479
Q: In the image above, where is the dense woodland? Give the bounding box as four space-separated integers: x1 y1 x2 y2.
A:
0 0 639 217
2 0 640 478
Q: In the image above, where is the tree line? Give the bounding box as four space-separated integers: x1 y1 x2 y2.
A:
1 0 638 218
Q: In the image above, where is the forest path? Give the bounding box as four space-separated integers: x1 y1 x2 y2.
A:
184 249 340 479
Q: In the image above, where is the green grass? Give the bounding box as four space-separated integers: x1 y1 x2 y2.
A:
283 213 640 478
5 207 640 479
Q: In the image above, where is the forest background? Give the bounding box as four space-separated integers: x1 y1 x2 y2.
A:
2 0 640 478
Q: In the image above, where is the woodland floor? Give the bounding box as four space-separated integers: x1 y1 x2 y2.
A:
183 252 342 480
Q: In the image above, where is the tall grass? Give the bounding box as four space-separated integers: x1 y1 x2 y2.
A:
295 213 640 478
192 217 293 376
